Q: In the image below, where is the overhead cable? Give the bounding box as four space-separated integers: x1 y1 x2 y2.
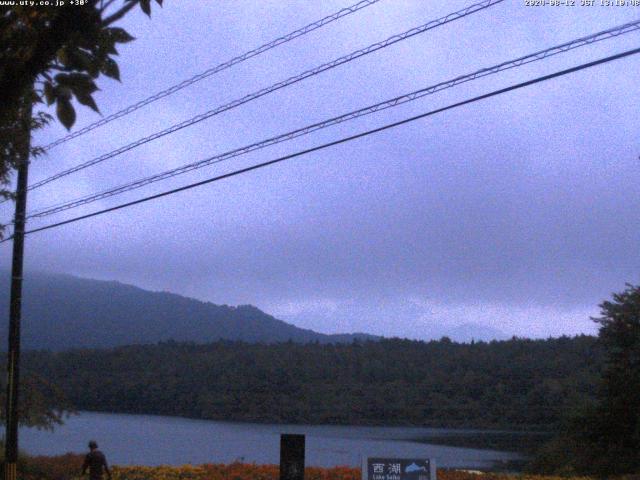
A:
6 45 638 241
25 19 640 220
42 0 384 151
27 0 504 192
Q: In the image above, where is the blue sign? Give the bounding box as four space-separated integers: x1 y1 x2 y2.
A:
363 458 436 480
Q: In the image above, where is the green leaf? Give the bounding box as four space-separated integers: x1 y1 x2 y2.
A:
107 27 135 44
56 73 98 94
57 48 70 67
79 52 101 78
54 73 69 84
31 112 53 131
43 82 55 105
73 49 95 71
75 91 100 114
87 62 100 78
56 86 72 100
56 97 76 130
100 57 120 81
140 0 151 16
30 146 46 158
100 37 119 56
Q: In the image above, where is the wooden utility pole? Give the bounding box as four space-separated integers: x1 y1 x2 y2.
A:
4 98 32 480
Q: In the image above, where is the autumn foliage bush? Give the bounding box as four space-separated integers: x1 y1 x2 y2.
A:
9 453 632 480
15 455 361 480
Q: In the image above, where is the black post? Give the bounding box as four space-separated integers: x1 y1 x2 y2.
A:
280 434 305 480
4 100 31 480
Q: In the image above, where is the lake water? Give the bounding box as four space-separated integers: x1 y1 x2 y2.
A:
20 412 522 469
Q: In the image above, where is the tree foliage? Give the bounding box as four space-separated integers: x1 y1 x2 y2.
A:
582 284 640 474
530 285 640 475
0 0 162 201
0 0 162 424
22 336 601 431
0 371 73 430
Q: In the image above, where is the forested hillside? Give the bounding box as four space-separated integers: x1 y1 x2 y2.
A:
23 336 601 430
0 272 376 349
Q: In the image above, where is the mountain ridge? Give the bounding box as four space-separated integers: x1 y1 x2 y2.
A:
0 271 378 351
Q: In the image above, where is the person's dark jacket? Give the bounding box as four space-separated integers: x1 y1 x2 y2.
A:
82 449 111 479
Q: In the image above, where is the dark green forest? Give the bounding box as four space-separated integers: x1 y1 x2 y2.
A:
23 336 601 431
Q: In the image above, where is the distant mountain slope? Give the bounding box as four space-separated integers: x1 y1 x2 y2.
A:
0 272 377 350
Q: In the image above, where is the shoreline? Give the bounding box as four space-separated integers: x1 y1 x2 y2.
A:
62 408 553 435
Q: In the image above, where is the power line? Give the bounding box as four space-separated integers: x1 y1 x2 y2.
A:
6 45 638 242
27 0 504 192
24 19 640 221
41 0 383 151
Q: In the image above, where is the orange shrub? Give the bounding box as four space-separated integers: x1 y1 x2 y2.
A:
12 454 617 480
21 452 85 480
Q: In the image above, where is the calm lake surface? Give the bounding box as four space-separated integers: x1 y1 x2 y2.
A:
20 412 522 469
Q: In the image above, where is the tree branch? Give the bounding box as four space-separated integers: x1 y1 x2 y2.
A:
99 0 119 14
102 0 138 26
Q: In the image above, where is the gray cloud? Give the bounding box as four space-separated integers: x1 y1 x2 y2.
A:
2 0 639 339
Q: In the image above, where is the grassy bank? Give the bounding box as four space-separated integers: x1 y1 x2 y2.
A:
4 453 616 480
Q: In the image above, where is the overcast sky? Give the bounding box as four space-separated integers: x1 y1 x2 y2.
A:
2 0 639 340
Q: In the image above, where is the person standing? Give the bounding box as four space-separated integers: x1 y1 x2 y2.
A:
81 440 112 480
